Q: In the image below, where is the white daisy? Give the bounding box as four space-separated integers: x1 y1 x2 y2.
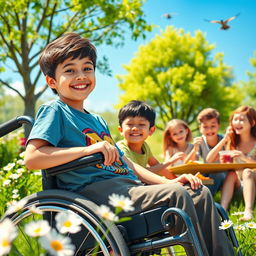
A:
39 229 75 256
5 198 28 215
11 194 19 199
96 205 119 222
108 193 135 212
25 220 51 237
55 212 82 234
16 159 25 166
234 224 245 231
9 173 21 180
219 220 233 230
3 163 15 171
19 151 25 158
245 222 256 229
3 180 11 187
0 219 17 256
16 167 25 174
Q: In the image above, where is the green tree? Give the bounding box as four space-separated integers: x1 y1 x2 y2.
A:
0 93 45 124
242 52 256 108
117 26 241 129
0 0 151 134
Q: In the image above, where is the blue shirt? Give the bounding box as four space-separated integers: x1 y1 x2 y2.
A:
28 100 138 192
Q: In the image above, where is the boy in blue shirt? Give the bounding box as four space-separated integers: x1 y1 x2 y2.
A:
25 32 234 256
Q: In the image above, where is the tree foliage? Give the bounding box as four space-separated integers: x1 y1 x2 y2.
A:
241 52 256 108
0 0 151 127
0 92 46 123
117 26 241 129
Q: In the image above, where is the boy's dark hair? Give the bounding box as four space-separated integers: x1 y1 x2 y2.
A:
39 32 97 94
197 108 220 124
118 100 156 128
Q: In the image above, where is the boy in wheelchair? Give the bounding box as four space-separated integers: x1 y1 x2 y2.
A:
24 32 234 256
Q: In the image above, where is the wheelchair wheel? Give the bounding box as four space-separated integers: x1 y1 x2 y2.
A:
5 189 130 256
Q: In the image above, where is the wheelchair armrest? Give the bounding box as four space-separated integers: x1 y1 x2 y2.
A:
44 152 104 176
0 116 34 137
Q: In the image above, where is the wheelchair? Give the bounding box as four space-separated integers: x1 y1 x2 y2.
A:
0 116 242 256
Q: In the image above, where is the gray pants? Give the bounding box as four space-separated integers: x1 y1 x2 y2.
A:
80 178 234 256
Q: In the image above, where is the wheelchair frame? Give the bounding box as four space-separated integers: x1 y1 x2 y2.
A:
0 116 242 256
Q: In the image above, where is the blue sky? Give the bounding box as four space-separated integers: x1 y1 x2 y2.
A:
87 0 256 112
4 0 255 112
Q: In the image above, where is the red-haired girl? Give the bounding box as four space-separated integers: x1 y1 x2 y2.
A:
208 106 256 220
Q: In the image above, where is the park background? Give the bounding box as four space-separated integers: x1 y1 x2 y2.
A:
1 0 256 144
0 0 256 255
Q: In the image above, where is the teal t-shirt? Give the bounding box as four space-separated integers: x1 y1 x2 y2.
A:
116 140 153 168
28 100 138 192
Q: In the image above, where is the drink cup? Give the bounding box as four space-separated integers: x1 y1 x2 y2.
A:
219 150 234 163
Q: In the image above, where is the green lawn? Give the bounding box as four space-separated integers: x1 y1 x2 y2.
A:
146 129 256 256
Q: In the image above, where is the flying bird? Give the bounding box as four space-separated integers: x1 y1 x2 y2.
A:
162 13 178 20
205 13 240 30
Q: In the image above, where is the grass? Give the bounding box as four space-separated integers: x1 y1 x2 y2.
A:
146 128 256 255
2 127 255 255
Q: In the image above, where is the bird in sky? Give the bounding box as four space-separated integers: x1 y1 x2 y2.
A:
205 13 240 30
162 13 178 20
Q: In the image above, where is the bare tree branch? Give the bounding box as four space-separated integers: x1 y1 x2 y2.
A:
14 10 21 30
32 69 43 88
0 14 22 55
0 30 23 74
0 78 25 100
36 0 50 33
35 84 48 100
46 2 58 44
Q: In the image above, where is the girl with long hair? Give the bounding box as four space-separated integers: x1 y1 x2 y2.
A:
207 106 256 220
163 119 194 166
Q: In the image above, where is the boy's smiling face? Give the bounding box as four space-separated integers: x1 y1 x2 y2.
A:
46 56 96 111
118 116 155 145
199 118 220 139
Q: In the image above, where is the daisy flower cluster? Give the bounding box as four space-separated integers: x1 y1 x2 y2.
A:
221 211 256 255
0 151 42 210
0 198 84 256
0 194 134 255
0 219 17 256
96 193 134 222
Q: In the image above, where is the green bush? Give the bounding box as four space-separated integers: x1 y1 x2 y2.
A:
0 131 41 216
0 130 24 168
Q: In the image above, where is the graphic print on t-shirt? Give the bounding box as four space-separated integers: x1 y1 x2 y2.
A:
82 128 129 175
